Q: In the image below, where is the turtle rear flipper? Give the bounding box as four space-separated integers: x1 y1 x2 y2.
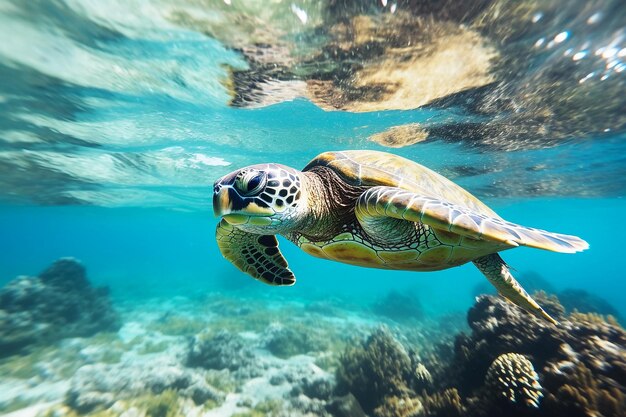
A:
474 254 558 325
216 219 295 286
355 186 588 253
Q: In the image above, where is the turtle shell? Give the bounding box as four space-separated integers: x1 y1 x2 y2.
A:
303 150 498 218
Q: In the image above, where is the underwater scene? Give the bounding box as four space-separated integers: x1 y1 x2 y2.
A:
0 0 625 416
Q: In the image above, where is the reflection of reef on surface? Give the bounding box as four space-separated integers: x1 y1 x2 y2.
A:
303 12 497 113
210 0 625 151
222 9 497 114
368 124 429 148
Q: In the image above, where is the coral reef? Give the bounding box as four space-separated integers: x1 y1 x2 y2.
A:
186 330 256 374
262 353 339 416
293 372 334 401
440 294 626 417
413 363 433 391
334 323 462 414
262 322 330 358
542 361 626 417
335 326 414 412
333 294 625 417
325 394 367 417
0 258 120 357
1 281 623 417
532 291 567 322
455 295 625 389
373 395 424 417
66 356 224 413
419 388 466 417
485 353 543 408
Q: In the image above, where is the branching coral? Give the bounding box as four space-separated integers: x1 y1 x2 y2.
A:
413 363 433 391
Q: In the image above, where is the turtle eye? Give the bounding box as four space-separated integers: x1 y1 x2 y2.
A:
236 170 267 196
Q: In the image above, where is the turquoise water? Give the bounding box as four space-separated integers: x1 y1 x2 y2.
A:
1 1 625 416
1 199 624 316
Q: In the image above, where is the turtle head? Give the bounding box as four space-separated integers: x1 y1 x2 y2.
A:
213 163 306 233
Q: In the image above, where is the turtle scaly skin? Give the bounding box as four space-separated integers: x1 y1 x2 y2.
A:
213 150 588 324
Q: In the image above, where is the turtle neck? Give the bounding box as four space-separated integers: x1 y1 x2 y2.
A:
294 166 367 242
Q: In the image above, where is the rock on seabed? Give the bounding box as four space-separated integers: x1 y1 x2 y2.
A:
0 258 120 357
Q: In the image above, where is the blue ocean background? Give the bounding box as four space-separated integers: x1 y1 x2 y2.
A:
1 195 624 318
0 1 625 416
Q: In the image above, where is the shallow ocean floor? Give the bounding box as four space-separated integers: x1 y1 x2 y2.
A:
0 290 460 417
1 258 624 417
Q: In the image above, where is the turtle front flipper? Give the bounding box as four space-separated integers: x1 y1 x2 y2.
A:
355 186 588 253
474 253 557 325
216 219 295 286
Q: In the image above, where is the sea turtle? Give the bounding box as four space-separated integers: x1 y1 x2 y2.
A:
213 150 588 324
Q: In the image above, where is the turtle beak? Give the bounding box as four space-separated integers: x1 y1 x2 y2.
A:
213 185 231 217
